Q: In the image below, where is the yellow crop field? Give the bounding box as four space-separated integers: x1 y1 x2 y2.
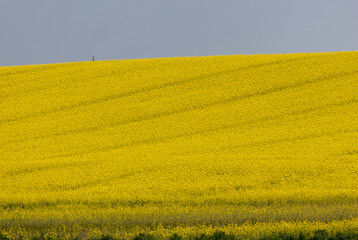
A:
0 52 357 239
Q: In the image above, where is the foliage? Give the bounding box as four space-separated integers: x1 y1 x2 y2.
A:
0 52 357 238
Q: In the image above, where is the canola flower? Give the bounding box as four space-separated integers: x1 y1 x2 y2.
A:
0 52 357 239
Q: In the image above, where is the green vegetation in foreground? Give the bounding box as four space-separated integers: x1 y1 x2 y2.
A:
2 230 358 240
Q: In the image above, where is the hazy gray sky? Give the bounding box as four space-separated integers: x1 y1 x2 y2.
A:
1 0 358 66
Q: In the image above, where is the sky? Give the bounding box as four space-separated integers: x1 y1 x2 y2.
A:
1 0 358 66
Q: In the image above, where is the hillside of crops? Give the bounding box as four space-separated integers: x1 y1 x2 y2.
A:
0 52 357 239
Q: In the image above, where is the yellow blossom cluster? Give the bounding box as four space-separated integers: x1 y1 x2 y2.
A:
0 52 357 239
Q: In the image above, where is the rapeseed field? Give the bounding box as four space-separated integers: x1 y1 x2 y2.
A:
0 52 357 239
